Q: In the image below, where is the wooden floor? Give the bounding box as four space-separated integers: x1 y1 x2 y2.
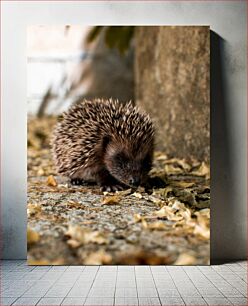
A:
1 260 247 305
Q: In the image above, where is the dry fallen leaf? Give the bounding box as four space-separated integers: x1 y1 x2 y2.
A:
193 209 210 239
27 203 42 217
37 168 45 176
194 225 210 240
66 225 108 247
132 192 143 199
155 152 168 160
133 214 154 226
165 164 183 175
133 214 142 223
171 200 186 211
46 175 57 187
173 189 195 206
83 250 112 265
141 218 148 229
153 187 173 199
28 258 65 265
191 162 210 179
165 158 192 172
147 221 167 230
66 201 85 209
67 239 81 248
176 159 192 172
116 249 173 265
28 259 50 265
174 253 197 265
27 228 40 244
154 206 183 221
148 196 165 207
171 181 195 188
102 195 121 205
116 188 132 196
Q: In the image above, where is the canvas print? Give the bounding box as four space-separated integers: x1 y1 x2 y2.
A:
27 26 210 265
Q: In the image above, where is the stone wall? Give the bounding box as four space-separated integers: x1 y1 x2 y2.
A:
135 26 210 161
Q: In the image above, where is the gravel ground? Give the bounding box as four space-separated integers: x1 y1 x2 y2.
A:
27 117 210 265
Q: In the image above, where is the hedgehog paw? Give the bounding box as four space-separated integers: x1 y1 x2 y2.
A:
70 178 84 185
100 184 124 192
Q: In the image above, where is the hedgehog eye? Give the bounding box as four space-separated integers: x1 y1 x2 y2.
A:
114 152 128 166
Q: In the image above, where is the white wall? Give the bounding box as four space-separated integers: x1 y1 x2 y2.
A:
2 1 246 260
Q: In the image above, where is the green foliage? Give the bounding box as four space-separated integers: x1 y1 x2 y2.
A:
87 26 134 54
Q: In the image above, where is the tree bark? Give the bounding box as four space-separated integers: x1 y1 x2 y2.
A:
135 26 210 161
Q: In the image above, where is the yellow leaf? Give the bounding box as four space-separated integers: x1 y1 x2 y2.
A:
37 168 45 176
191 162 210 179
154 206 183 221
165 164 182 175
152 187 173 198
27 203 42 217
28 258 65 265
66 225 108 247
47 175 57 187
142 218 148 229
102 195 121 205
27 228 40 244
165 158 192 172
155 152 168 160
193 209 210 239
148 196 165 206
83 250 112 265
174 253 197 265
116 188 132 196
28 259 50 265
133 214 142 223
171 200 186 211
132 192 143 199
171 181 195 188
67 239 81 248
147 221 167 230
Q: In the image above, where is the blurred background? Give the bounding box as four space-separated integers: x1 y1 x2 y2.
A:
27 25 209 162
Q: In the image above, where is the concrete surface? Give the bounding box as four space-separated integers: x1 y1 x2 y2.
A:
1 2 247 260
1 260 247 305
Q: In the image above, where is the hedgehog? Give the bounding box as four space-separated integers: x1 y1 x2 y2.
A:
52 99 155 192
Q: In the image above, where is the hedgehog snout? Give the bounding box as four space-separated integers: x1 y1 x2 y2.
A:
129 177 140 187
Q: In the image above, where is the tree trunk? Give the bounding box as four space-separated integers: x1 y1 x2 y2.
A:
135 26 210 161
